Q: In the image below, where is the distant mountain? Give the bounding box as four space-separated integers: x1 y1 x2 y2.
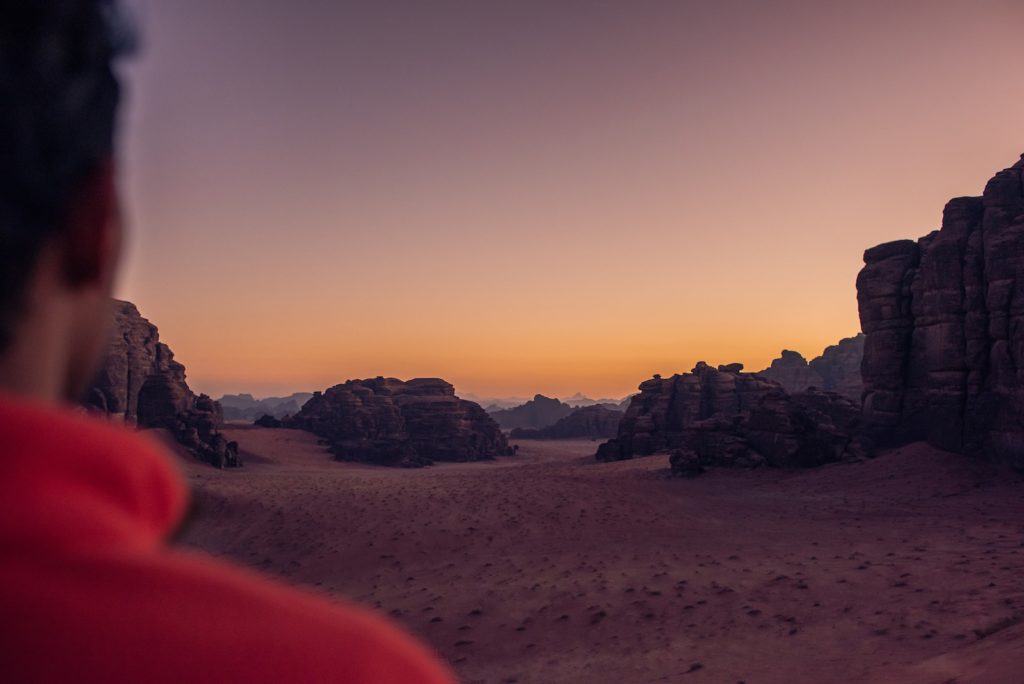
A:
218 392 315 421
562 392 631 408
510 405 623 439
462 394 530 411
488 394 575 430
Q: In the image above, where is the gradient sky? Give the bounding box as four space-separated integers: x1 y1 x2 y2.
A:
118 0 1024 400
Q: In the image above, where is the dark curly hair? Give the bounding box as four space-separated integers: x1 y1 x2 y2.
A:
0 0 136 350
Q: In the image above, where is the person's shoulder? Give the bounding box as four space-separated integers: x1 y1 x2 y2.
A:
157 549 457 683
2 544 455 683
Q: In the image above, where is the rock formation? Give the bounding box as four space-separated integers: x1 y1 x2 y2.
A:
86 300 240 468
758 350 822 394
596 362 864 470
562 392 630 408
254 414 283 428
285 377 512 467
488 394 575 430
858 154 1024 467
219 392 314 421
509 405 623 439
809 334 865 401
758 334 864 402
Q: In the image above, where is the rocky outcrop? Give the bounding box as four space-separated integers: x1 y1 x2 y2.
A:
596 363 864 469
285 377 512 467
758 350 822 394
809 334 865 402
758 335 864 402
510 405 623 439
488 394 575 430
86 300 240 468
858 154 1024 467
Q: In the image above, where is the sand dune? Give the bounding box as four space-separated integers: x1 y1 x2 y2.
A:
176 428 1024 683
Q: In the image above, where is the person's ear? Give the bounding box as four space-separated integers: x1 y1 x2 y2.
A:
60 159 122 291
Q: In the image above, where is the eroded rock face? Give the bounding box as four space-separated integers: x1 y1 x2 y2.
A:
858 154 1024 467
86 300 239 468
596 363 864 469
510 405 623 439
758 335 864 402
286 377 511 467
809 334 865 402
758 350 821 394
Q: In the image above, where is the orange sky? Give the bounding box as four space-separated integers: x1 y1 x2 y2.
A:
117 0 1024 400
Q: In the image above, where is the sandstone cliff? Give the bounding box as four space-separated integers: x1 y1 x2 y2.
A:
596 363 863 470
86 300 239 468
510 405 623 439
286 377 511 467
858 153 1024 467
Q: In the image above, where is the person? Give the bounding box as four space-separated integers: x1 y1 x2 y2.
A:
0 2 455 682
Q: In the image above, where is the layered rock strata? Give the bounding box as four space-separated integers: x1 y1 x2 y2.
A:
857 154 1024 467
86 300 239 468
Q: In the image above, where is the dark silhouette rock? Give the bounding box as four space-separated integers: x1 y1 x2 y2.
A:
254 414 283 428
510 405 623 439
286 377 511 467
488 394 575 430
758 335 864 402
596 362 864 469
857 153 1024 467
86 300 240 468
219 392 314 421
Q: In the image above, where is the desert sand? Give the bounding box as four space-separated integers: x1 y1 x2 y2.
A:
175 428 1024 683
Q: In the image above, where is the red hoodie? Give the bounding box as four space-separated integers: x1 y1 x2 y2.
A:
0 395 456 683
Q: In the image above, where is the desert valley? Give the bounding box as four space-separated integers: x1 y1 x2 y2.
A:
81 155 1024 682
5 2 1024 683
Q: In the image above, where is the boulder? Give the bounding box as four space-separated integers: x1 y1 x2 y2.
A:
857 153 1024 467
286 377 511 467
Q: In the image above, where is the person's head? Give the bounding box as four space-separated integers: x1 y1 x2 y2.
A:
0 0 135 403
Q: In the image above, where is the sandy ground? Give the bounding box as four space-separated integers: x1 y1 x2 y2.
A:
175 428 1024 683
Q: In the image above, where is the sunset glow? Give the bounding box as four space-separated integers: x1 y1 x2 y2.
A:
117 0 1024 399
